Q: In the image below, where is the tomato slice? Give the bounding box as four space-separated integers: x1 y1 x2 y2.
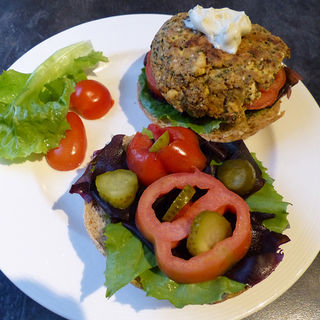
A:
136 170 252 283
246 68 286 110
145 51 163 99
46 112 87 171
70 79 114 119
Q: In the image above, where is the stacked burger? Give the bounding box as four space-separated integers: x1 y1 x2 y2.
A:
139 5 299 141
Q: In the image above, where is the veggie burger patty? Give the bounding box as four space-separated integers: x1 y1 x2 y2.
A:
150 12 290 121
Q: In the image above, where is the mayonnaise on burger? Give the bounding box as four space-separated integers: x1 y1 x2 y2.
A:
185 5 252 54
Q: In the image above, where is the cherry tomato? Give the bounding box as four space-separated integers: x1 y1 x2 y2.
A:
148 124 207 174
70 79 114 119
126 125 207 185
126 132 167 186
46 112 87 171
136 170 252 283
145 51 163 99
246 68 286 110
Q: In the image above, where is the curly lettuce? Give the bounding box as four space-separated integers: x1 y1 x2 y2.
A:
246 154 290 233
0 41 107 160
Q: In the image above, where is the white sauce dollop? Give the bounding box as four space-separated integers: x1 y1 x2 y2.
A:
185 5 252 54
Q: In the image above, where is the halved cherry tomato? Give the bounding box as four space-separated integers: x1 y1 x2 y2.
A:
126 124 207 185
145 51 163 99
246 68 286 110
46 112 87 171
70 79 114 119
136 170 252 283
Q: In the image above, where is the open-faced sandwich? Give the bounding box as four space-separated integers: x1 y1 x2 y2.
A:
70 124 290 307
138 5 300 142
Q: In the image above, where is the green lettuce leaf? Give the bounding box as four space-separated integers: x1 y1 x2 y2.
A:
140 268 245 308
138 69 221 134
0 70 30 105
104 223 156 297
246 154 290 233
104 222 245 307
0 41 107 160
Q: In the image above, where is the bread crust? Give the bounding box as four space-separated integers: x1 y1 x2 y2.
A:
84 201 107 255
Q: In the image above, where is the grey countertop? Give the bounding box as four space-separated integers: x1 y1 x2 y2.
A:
1 0 319 319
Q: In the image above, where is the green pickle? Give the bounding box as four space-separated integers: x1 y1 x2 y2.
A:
162 184 196 222
95 169 138 209
187 210 232 256
217 159 256 196
149 130 170 152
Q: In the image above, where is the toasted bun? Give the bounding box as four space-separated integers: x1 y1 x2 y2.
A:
82 133 265 301
138 82 284 142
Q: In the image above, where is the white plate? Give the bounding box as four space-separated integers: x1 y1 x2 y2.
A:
1 14 320 320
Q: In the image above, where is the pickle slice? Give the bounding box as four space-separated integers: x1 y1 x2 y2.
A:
95 169 138 209
162 184 196 222
149 130 170 152
187 210 232 256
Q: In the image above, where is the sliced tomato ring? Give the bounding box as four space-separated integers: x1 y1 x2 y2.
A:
136 170 252 283
246 67 287 110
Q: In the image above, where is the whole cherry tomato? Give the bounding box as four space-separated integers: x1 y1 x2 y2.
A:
70 79 114 119
46 112 87 171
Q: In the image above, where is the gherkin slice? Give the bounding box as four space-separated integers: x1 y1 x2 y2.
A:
95 169 138 209
162 184 196 222
187 210 232 256
149 130 170 152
